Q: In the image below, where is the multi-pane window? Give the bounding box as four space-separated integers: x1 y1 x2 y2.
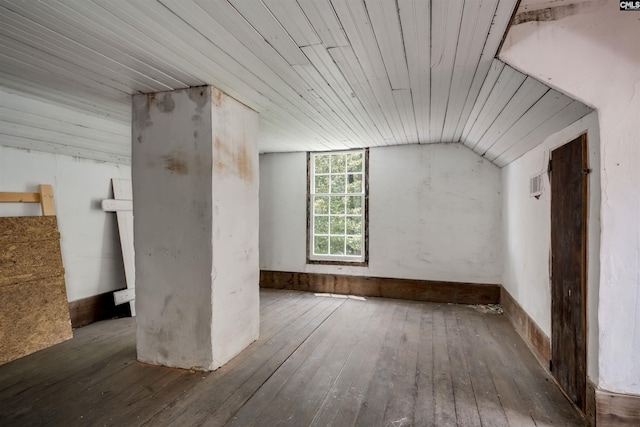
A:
309 149 367 263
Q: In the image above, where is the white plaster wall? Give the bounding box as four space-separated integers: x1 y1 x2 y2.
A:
260 143 503 284
0 145 130 302
259 151 307 272
501 0 640 394
502 111 601 382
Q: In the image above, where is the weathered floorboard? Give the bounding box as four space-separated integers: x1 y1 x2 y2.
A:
0 289 586 427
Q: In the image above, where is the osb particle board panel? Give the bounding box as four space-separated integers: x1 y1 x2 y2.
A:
0 239 65 286
0 216 72 365
0 216 60 243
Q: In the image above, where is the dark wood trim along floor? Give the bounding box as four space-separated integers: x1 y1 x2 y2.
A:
586 379 597 426
0 289 586 426
260 270 501 305
501 286 551 368
596 389 640 426
68 290 131 328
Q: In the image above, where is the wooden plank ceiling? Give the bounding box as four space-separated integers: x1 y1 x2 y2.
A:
0 0 591 166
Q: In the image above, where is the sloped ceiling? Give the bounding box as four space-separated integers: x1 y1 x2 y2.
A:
0 0 591 166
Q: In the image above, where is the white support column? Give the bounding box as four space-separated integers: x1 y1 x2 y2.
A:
132 86 259 371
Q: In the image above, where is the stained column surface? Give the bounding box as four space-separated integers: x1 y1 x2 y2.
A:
132 86 259 370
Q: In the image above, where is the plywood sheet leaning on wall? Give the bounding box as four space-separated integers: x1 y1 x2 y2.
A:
0 216 73 365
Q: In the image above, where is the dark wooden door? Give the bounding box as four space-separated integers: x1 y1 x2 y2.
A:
550 134 587 410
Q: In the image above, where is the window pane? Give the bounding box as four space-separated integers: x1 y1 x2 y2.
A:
314 196 329 214
314 236 329 254
346 216 362 235
330 196 345 214
330 236 345 255
315 155 330 174
330 216 345 235
330 175 345 193
310 149 366 262
347 152 363 172
347 174 362 193
315 175 329 193
346 196 362 214
314 216 329 234
346 236 362 255
331 154 346 173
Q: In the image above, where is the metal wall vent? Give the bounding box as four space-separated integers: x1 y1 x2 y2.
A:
530 173 543 198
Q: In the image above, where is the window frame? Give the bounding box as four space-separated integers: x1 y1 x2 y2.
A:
307 148 369 266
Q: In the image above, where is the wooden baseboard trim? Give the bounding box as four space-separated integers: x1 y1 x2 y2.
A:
586 379 597 426
259 270 500 305
500 287 551 368
596 389 640 426
68 290 131 328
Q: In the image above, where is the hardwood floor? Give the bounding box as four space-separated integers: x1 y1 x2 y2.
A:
0 289 586 426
